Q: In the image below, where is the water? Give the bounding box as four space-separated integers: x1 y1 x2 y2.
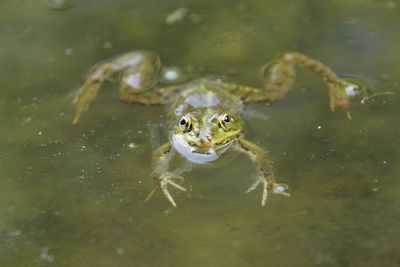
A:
1 1 400 266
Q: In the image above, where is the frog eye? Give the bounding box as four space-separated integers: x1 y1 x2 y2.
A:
218 113 233 130
179 115 192 132
223 114 231 123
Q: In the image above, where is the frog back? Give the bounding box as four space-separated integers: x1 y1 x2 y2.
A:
168 80 243 121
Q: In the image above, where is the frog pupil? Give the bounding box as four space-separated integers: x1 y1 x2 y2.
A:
180 118 186 125
224 115 231 122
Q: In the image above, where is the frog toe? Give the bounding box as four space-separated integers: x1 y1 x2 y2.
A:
246 177 290 206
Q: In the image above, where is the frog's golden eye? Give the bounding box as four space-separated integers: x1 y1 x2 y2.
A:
179 115 192 132
218 113 233 130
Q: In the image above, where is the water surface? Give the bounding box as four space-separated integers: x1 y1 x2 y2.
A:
1 1 400 266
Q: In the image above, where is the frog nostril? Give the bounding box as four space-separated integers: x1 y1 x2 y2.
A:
199 129 211 142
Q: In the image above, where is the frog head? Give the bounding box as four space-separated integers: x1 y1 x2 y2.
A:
170 112 242 164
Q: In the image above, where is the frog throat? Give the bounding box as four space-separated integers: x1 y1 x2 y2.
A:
170 134 236 164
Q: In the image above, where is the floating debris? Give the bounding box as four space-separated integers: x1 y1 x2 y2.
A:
165 7 189 25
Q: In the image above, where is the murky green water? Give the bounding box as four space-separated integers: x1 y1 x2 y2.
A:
1 1 400 266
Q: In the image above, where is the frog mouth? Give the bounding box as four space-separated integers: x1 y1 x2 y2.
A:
192 141 232 155
193 147 213 155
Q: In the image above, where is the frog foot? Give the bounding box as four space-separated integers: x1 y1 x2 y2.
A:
328 81 359 120
246 177 290 206
144 173 187 207
328 77 386 120
72 81 102 124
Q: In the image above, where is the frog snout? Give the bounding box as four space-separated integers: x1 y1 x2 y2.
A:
198 128 212 142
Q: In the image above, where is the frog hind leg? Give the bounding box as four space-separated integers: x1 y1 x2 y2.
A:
265 52 365 118
237 139 290 206
72 51 162 124
72 62 113 124
222 52 362 118
144 143 187 207
118 84 165 105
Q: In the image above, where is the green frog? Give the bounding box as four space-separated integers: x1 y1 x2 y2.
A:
72 50 367 207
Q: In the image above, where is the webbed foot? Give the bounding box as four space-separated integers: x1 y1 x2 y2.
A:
144 172 187 207
246 177 290 206
72 80 102 124
329 76 393 120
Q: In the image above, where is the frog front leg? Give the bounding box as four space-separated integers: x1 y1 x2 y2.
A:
72 50 164 124
144 143 187 207
237 138 290 206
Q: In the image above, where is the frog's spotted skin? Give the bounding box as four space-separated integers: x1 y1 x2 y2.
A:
72 50 365 207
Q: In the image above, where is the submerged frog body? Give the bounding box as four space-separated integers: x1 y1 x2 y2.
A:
72 50 368 207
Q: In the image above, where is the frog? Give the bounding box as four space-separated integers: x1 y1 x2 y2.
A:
72 50 368 207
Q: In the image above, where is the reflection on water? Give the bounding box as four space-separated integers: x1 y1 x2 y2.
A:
1 1 399 266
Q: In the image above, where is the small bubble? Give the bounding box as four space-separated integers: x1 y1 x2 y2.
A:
274 186 286 194
48 0 73 11
235 2 247 12
189 13 202 24
163 208 174 215
103 42 113 49
21 116 32 125
161 66 189 84
65 48 74 56
6 229 21 238
127 142 137 149
115 247 124 255
384 1 396 9
317 125 322 130
38 131 43 136
345 17 359 25
164 70 179 81
39 247 55 262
